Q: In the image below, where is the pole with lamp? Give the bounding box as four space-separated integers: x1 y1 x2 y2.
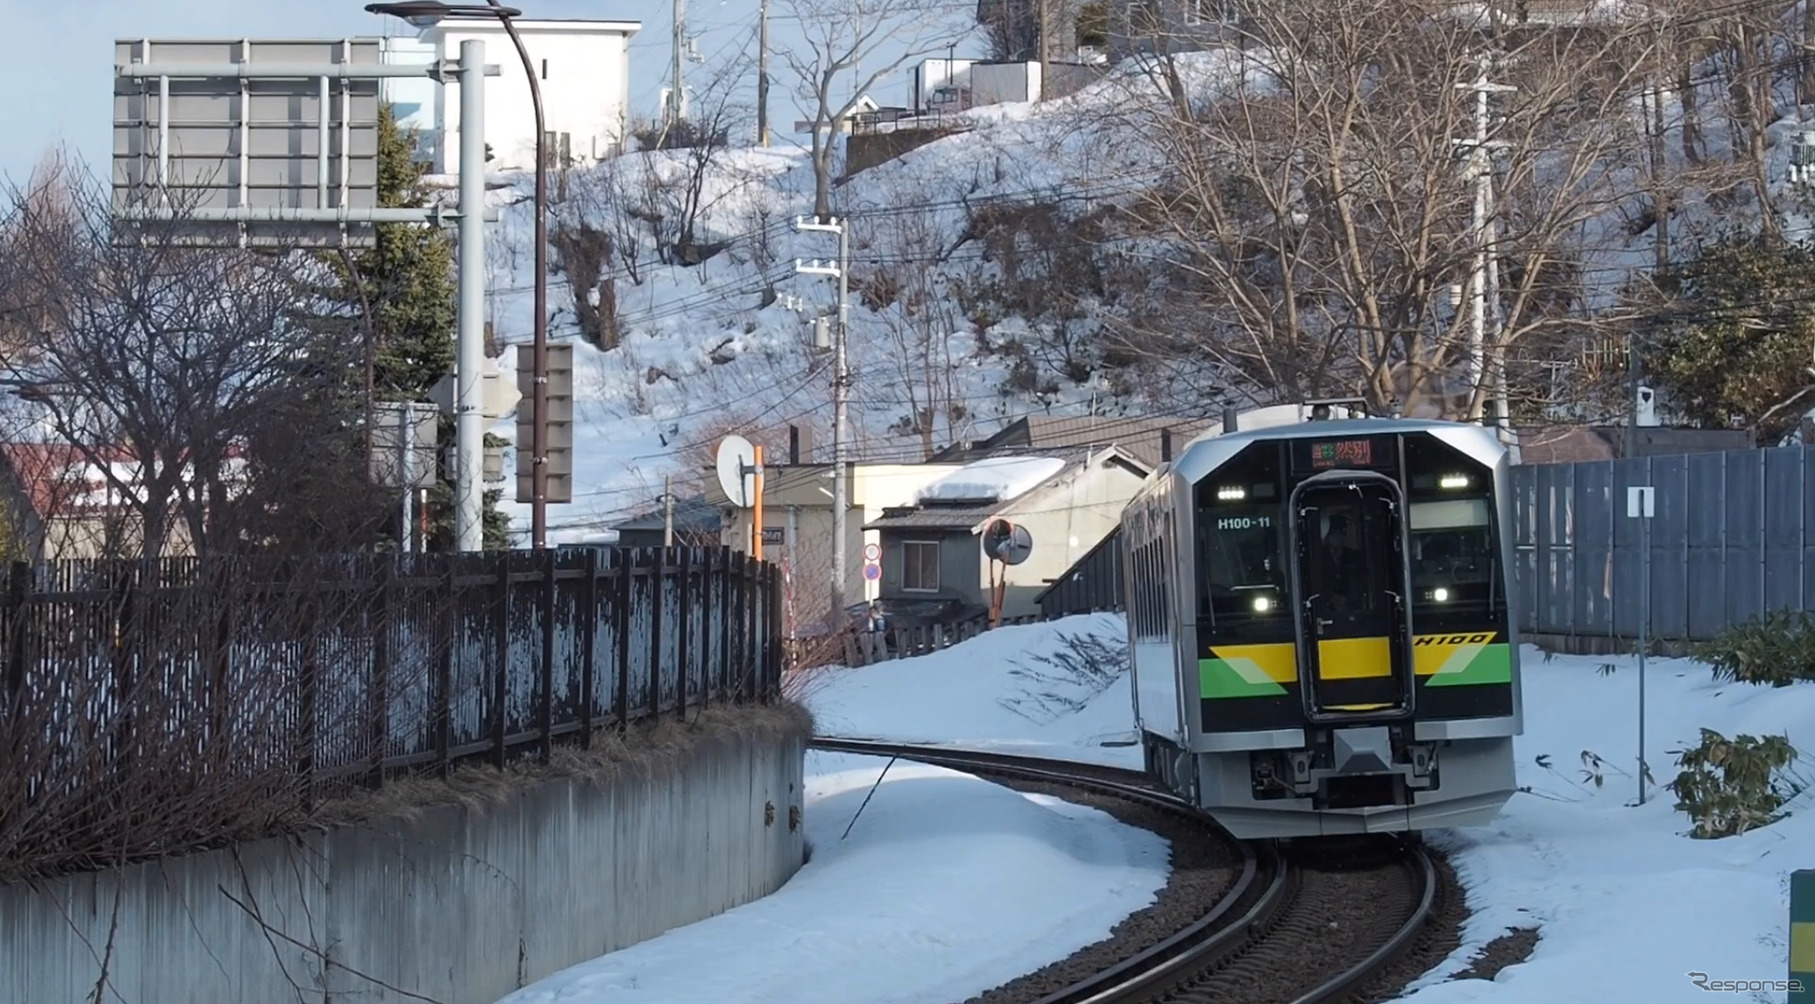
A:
367 1 552 550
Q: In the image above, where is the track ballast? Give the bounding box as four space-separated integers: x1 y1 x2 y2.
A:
808 737 1445 1004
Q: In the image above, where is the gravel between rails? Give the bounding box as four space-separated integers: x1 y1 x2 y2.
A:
953 775 1246 1004
1157 854 1418 1004
1348 849 1467 1004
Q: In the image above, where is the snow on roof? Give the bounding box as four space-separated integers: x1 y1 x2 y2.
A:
913 456 1066 504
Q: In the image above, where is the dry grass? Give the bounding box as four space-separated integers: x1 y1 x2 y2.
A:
311 700 817 831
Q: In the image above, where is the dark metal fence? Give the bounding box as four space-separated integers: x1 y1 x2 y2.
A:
1509 445 1812 644
3 546 783 810
1035 527 1126 620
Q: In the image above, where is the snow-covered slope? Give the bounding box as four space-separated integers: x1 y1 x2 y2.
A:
472 39 1815 542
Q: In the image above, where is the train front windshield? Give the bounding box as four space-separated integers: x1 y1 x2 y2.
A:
1402 435 1505 631
1195 446 1286 627
1191 431 1505 634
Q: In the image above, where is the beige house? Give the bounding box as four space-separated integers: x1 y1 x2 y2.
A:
863 445 1151 624
704 458 964 629
0 443 204 561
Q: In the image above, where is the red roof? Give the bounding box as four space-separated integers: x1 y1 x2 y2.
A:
0 443 134 518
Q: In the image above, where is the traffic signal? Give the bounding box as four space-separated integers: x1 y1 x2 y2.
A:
516 343 574 504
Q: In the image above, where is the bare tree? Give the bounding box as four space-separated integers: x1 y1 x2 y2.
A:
1099 0 1666 419
0 159 389 560
780 0 964 219
862 206 977 458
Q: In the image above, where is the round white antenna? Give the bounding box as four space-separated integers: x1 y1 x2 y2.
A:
715 435 758 508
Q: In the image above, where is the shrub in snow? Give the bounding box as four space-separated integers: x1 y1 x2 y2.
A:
1667 729 1811 839
1689 610 1815 687
999 630 1129 724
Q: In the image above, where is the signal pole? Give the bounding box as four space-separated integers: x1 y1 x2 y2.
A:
793 216 850 622
1454 53 1513 427
758 0 771 145
669 0 687 124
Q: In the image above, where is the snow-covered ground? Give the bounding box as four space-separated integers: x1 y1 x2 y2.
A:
498 613 1815 1003
495 749 1168 1003
807 615 1815 1003
800 611 1143 768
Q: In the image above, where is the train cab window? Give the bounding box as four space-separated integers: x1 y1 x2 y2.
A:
1309 503 1390 623
1402 436 1503 627
1194 444 1286 624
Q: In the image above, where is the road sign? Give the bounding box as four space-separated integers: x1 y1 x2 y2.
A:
863 543 880 561
111 38 397 248
430 358 522 420
368 402 438 490
863 563 881 582
1626 485 1654 518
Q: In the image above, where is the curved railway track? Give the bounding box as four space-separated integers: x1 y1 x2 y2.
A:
808 737 1442 1004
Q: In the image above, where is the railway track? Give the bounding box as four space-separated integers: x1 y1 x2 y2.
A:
808 737 1442 1004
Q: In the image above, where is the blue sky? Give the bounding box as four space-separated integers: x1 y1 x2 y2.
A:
1 0 987 185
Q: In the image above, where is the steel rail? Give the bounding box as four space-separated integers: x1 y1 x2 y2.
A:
807 735 1440 1004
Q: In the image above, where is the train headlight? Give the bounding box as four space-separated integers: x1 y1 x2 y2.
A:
1439 474 1469 490
1218 486 1246 501
1432 587 1450 602
1252 596 1272 612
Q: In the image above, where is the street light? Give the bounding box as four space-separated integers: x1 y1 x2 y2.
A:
367 0 552 550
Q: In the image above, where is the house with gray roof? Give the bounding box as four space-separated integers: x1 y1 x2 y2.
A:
863 444 1151 624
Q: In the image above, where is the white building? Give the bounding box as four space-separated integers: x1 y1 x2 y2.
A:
379 19 641 175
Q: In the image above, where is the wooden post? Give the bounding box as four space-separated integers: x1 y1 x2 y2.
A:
732 550 748 701
677 547 693 719
698 549 712 710
112 561 140 795
493 552 510 769
210 560 236 775
538 548 557 765
753 445 765 561
579 546 599 748
298 576 318 812
436 560 455 779
615 550 633 731
4 561 29 720
717 546 733 699
767 563 782 699
650 547 667 713
368 556 392 789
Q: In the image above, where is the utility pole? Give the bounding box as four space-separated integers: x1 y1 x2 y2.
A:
664 474 675 546
1454 53 1513 427
758 0 771 146
669 0 687 125
793 216 851 622
455 39 489 552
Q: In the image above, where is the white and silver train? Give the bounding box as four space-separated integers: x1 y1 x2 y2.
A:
1121 401 1524 839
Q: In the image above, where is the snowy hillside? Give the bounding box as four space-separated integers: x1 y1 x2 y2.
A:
470 39 1815 543
472 56 1247 542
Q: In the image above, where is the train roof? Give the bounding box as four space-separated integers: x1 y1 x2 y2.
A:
1164 416 1509 485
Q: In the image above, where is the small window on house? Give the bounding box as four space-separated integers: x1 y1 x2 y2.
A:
902 540 940 592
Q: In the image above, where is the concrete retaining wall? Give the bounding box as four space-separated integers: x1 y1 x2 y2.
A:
0 705 809 1004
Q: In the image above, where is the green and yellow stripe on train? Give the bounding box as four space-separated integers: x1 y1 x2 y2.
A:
1199 633 1512 698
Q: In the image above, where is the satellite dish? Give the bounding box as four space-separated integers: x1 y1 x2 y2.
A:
715 435 757 508
983 519 1033 565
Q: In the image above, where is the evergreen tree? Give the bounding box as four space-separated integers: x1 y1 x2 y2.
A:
296 104 509 550
1639 233 1815 446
